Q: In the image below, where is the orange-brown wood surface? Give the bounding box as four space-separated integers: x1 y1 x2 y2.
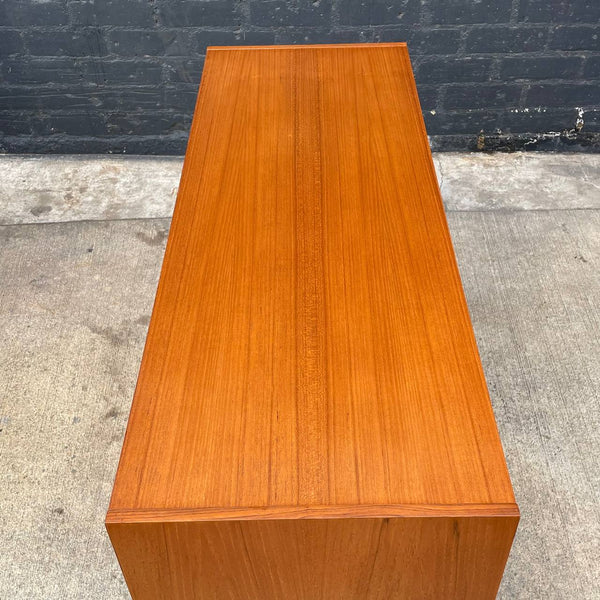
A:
106 43 518 599
107 516 518 599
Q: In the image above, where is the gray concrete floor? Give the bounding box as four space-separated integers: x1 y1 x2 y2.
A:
0 153 599 599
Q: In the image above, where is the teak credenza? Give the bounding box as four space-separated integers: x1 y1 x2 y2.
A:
106 43 519 599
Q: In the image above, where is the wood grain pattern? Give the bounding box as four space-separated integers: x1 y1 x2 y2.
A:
107 502 519 523
106 43 518 599
107 516 519 599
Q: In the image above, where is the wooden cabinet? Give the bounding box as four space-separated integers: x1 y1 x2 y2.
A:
106 43 518 599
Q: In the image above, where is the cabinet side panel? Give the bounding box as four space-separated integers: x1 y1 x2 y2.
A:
107 516 518 599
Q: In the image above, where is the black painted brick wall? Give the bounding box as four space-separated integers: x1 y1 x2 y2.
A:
0 0 599 153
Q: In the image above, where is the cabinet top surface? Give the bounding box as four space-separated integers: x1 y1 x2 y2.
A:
108 43 516 520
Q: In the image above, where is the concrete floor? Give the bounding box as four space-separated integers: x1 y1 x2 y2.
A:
0 153 599 599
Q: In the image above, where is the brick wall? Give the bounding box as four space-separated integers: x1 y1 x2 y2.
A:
1 0 599 153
